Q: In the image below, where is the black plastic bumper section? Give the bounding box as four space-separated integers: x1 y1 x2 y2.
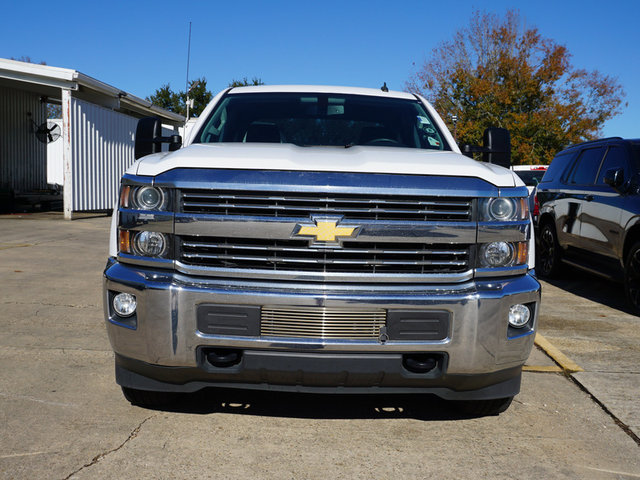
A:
115 352 522 400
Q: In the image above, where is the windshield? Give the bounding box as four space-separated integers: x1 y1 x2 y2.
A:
193 92 450 150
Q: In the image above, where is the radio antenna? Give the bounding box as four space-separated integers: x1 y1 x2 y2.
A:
185 21 192 121
185 21 192 93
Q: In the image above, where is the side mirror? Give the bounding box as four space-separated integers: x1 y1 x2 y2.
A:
168 135 182 152
461 127 511 169
135 117 162 159
482 127 511 169
134 117 182 159
604 167 625 191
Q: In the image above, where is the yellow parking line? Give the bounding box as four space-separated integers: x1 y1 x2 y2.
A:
0 244 32 250
534 333 584 373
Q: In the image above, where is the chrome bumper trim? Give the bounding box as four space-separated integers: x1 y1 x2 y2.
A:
104 260 540 375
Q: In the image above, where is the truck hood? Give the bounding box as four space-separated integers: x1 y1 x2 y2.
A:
135 143 517 187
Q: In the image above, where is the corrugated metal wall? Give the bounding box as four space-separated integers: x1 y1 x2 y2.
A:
70 97 137 211
0 86 47 193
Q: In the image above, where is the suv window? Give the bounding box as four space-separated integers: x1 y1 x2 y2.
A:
541 151 575 183
566 147 605 185
632 144 640 169
597 146 629 185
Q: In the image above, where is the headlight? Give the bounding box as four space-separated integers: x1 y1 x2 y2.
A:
480 197 528 221
489 198 515 220
135 186 164 210
479 241 514 267
478 241 529 268
134 231 167 257
119 185 168 211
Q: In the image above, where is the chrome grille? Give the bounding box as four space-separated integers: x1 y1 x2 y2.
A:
179 236 471 274
180 190 472 222
261 306 386 339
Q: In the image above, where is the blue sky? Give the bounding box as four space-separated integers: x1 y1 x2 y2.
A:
2 0 638 138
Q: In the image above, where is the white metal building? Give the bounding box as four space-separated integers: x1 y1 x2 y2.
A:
0 58 184 219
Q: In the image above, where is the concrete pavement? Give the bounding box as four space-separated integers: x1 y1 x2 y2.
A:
538 271 640 440
0 213 638 479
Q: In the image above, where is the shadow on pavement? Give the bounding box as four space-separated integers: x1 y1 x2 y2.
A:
540 265 633 315
153 388 478 421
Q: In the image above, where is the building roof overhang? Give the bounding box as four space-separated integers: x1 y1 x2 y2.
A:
0 58 184 126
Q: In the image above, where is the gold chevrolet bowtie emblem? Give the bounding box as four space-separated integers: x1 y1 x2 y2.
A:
293 218 359 245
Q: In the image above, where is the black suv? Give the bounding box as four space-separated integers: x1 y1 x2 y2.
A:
536 137 640 313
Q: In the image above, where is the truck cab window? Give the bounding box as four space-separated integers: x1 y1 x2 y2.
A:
194 93 450 151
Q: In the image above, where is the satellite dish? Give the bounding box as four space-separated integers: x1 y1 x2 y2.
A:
35 121 61 143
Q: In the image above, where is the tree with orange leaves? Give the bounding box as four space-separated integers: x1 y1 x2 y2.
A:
406 10 626 165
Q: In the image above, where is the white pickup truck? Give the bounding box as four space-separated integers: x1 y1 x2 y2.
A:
104 85 540 415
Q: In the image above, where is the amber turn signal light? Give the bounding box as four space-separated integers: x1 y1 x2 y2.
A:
119 185 131 208
119 229 131 254
516 241 529 265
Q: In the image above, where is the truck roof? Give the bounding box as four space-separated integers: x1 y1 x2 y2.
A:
227 84 417 100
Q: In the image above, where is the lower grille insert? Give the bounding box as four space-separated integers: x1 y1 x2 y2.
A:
261 306 386 339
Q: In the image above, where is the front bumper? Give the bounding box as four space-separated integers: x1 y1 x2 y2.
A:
104 259 540 399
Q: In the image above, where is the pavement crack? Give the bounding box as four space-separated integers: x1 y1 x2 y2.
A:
63 415 156 479
582 370 640 375
569 375 640 446
2 300 98 309
0 392 77 408
1 346 112 354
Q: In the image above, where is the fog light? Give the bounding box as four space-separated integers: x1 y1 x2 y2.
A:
113 293 137 317
508 304 530 328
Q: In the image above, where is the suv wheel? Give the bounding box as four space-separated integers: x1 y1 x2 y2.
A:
624 242 640 315
537 222 561 277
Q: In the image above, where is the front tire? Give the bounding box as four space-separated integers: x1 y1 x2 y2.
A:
624 242 640 315
537 222 562 277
